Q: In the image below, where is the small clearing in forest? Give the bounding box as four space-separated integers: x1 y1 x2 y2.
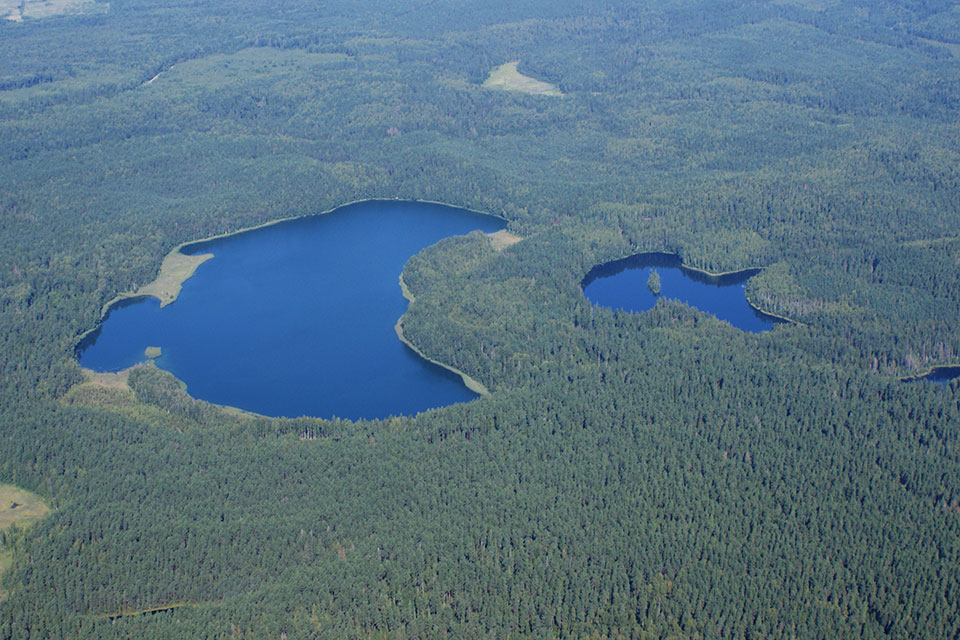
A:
0 485 50 532
488 230 523 250
0 484 50 599
483 61 562 96
3 0 106 21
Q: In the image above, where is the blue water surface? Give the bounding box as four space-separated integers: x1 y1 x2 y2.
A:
907 366 960 387
582 253 783 333
79 200 505 419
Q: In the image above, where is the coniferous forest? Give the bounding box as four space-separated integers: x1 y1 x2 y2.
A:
2 0 960 637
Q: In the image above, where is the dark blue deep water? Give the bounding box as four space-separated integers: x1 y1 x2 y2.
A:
78 200 504 419
582 253 783 333
907 366 960 386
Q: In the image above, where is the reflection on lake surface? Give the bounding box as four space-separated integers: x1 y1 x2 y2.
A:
78 200 505 419
582 252 783 333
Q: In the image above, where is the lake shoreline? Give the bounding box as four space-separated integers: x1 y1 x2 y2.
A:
899 364 960 383
669 260 803 325
582 251 798 327
75 198 503 419
75 198 509 356
395 273 490 396
180 197 510 256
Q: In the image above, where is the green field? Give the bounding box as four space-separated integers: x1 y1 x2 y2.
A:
134 251 213 308
0 485 49 533
0 485 50 600
483 61 563 96
2 0 106 22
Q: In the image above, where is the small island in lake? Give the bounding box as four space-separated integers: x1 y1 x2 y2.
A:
647 270 661 296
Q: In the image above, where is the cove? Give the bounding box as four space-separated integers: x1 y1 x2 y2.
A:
582 252 784 333
77 200 505 419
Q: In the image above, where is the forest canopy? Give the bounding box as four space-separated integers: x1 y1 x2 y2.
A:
1 0 959 637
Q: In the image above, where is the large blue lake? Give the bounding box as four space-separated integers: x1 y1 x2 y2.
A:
582 252 783 333
78 200 505 419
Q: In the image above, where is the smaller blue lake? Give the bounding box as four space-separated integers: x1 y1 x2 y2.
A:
582 253 783 333
906 366 960 387
78 200 505 420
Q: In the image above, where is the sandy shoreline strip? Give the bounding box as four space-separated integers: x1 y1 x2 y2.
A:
395 273 490 396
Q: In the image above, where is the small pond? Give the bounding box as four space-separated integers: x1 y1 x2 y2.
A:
906 366 960 387
78 200 505 419
582 252 784 333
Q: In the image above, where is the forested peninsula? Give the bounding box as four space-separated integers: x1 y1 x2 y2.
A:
2 0 960 637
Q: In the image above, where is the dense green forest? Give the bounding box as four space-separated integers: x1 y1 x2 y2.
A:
1 0 959 637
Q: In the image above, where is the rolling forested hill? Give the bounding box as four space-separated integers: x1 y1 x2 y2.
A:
1 0 959 637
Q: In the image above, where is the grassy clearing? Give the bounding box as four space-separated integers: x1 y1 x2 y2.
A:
61 368 152 420
143 47 350 92
77 368 132 391
64 366 259 425
483 61 562 96
488 230 522 251
0 485 50 533
136 250 213 307
3 0 107 21
0 0 19 20
0 483 50 598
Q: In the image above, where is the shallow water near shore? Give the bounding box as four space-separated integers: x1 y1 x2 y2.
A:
78 200 505 419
